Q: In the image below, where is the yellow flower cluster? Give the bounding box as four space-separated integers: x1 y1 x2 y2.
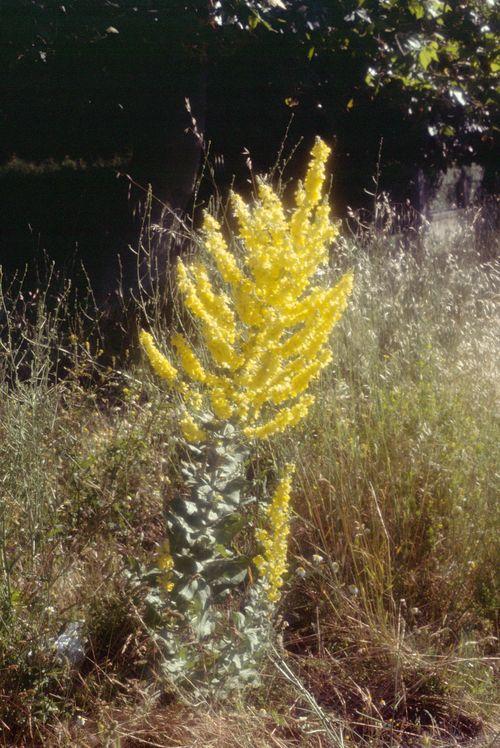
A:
140 137 353 441
157 541 175 592
180 412 207 443
139 330 178 384
254 464 294 602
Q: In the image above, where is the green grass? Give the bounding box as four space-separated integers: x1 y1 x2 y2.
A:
0 217 498 746
279 229 499 743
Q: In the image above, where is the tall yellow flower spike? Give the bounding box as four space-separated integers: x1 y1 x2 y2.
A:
139 330 178 384
140 137 353 441
156 541 175 593
254 464 295 602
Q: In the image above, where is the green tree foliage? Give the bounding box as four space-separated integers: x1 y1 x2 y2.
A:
0 1 497 287
2 1 497 187
225 0 498 190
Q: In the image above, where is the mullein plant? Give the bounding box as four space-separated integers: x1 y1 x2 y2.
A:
139 138 353 692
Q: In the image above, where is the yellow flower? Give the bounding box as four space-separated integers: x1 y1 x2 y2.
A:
203 212 244 288
139 330 178 384
157 542 175 592
304 137 331 206
172 333 207 383
184 387 204 410
254 464 295 602
140 138 353 439
180 413 207 443
244 394 315 440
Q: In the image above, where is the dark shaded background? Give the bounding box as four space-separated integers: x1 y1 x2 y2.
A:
1 1 497 298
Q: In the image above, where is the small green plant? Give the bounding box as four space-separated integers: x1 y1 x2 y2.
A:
139 138 353 692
